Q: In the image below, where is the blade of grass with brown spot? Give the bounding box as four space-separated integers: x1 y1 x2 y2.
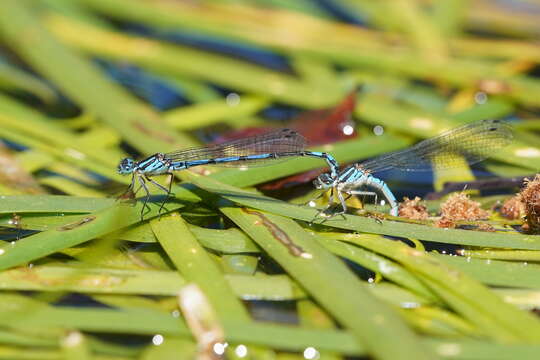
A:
183 175 437 359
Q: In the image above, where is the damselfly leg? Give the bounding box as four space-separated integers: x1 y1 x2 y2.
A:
136 174 174 220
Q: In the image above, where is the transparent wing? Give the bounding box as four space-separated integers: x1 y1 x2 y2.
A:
164 128 307 167
359 119 513 173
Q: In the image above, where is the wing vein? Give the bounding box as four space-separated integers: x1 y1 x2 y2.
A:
359 119 513 173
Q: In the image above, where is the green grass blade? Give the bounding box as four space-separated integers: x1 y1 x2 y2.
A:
45 14 345 108
334 234 540 343
150 213 251 322
434 254 540 289
0 0 194 154
0 195 113 214
180 173 540 250
190 201 438 356
0 61 56 103
0 200 184 271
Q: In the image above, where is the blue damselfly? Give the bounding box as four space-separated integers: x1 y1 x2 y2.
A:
117 128 339 219
313 119 513 217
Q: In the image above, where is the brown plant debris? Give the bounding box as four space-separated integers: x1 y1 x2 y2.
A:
178 284 224 360
520 174 540 233
435 217 457 229
0 142 44 194
476 223 496 232
398 197 429 220
436 192 489 228
500 195 525 220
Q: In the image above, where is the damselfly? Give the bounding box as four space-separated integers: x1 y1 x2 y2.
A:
313 119 513 217
117 128 339 219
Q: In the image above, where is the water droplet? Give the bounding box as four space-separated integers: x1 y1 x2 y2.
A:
474 92 488 104
152 334 164 346
63 331 83 347
235 344 248 358
368 277 374 283
0 249 5 255
486 259 491 265
303 347 319 359
373 125 384 136
171 310 180 318
226 93 241 106
342 124 354 136
213 342 227 355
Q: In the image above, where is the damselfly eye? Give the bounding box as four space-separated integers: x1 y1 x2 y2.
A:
314 173 332 189
117 158 135 175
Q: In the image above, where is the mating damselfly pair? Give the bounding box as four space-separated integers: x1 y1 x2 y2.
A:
118 119 513 220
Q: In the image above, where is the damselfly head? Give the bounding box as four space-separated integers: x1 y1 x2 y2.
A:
313 173 333 189
117 158 135 175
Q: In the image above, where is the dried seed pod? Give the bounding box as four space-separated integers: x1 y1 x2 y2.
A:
520 175 540 233
500 195 525 220
398 197 429 220
439 192 489 221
